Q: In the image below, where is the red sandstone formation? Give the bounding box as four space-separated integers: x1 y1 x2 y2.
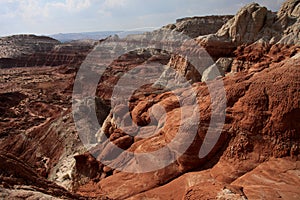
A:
76 44 300 199
0 0 299 199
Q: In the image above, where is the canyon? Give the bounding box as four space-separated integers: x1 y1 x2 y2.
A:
0 0 300 199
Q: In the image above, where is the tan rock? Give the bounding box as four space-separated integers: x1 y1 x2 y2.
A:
278 0 300 18
162 15 233 38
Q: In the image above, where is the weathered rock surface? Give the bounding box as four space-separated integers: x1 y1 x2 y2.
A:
162 15 233 38
0 65 112 199
230 42 299 73
216 3 275 44
0 66 86 192
127 157 299 200
0 151 90 200
96 46 171 104
278 0 300 18
197 0 300 59
231 158 300 199
201 57 233 81
75 47 300 199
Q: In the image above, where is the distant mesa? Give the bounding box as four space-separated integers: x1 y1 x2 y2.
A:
49 31 122 42
49 30 150 42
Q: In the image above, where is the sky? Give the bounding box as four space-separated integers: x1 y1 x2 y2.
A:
0 0 286 36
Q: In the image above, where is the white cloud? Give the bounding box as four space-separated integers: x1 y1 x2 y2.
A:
17 0 46 21
18 0 92 18
7 0 94 24
63 0 91 11
103 0 127 8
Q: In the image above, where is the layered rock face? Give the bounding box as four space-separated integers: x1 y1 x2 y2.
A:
0 35 59 58
0 35 94 68
0 64 112 199
0 0 299 199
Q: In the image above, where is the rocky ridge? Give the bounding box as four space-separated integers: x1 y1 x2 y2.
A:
197 0 300 60
0 35 95 68
162 15 233 38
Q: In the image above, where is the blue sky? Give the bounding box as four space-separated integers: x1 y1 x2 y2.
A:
0 0 285 36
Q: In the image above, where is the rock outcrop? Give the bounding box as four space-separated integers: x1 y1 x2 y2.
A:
162 15 233 38
76 48 300 199
0 151 91 200
277 0 300 45
278 0 300 17
216 3 276 44
197 0 300 59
